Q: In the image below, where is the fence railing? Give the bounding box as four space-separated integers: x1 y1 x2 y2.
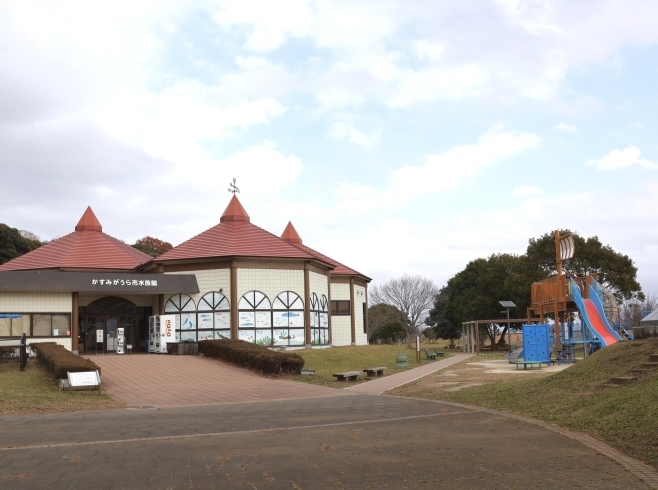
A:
0 334 28 371
531 275 568 306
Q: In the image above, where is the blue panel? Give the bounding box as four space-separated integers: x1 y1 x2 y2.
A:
522 324 550 363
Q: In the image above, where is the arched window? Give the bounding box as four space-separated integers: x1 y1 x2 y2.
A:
165 294 196 341
272 291 305 347
197 292 230 341
238 291 271 345
310 293 329 345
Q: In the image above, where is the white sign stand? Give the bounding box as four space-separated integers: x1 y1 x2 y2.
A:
96 329 104 355
66 370 101 392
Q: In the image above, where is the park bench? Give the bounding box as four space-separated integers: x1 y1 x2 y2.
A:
363 367 386 377
433 348 445 357
515 361 543 370
333 371 361 381
423 349 437 360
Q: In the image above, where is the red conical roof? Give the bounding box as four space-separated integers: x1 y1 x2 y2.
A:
75 206 103 232
281 222 302 244
0 207 152 271
220 195 250 223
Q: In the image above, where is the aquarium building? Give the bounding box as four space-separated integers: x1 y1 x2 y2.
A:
0 196 370 353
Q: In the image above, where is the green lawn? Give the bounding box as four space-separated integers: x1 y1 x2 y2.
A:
398 340 658 469
288 343 453 386
0 359 124 415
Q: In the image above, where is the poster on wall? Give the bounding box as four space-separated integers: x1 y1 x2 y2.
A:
239 329 254 343
288 329 305 346
239 312 254 328
198 313 213 330
320 313 328 328
256 329 273 346
197 331 213 341
273 329 289 346
180 313 196 330
215 330 230 340
272 311 288 327
180 331 196 341
161 315 177 344
256 311 271 327
287 311 304 327
214 311 230 329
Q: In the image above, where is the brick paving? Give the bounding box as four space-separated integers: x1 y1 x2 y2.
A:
345 352 474 394
88 353 350 407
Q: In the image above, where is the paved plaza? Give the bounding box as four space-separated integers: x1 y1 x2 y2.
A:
1 354 656 489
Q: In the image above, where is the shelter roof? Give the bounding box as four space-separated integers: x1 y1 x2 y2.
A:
640 308 658 327
156 197 318 262
0 207 153 271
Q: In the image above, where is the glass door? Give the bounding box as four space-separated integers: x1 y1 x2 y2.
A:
106 316 118 351
86 316 105 352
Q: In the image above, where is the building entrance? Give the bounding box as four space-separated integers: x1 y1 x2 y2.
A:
79 297 151 353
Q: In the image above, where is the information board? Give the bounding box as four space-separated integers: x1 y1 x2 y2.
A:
96 329 104 343
68 370 101 389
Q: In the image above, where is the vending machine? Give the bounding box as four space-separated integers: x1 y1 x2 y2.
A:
117 327 125 355
148 316 156 353
149 315 177 354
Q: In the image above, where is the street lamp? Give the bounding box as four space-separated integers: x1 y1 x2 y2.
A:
499 301 516 345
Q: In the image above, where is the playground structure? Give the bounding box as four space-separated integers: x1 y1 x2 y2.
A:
462 231 630 362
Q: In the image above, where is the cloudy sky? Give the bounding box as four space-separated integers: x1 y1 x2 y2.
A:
1 1 657 293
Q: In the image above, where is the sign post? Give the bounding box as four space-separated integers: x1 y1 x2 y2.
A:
416 336 421 364
96 329 104 355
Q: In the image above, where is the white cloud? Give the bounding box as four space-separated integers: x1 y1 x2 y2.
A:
412 40 445 62
513 185 542 196
631 122 645 130
392 126 541 196
329 122 382 149
586 145 658 170
555 122 577 132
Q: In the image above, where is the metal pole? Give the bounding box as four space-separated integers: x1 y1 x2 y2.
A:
506 308 511 345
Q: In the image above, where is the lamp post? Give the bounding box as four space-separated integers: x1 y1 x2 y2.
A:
499 301 516 345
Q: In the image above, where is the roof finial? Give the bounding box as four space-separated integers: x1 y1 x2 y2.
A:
228 178 240 195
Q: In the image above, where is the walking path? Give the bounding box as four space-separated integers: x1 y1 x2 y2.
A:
345 352 473 394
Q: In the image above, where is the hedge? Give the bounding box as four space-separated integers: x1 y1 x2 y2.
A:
31 342 101 380
198 339 304 375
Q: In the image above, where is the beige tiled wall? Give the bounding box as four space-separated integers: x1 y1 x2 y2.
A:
237 268 304 305
0 292 72 313
165 269 231 309
309 271 328 303
330 282 350 300
354 284 368 345
331 316 352 346
79 294 156 308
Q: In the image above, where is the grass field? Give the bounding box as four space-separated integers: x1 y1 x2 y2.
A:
0 359 124 415
287 343 453 386
391 339 658 469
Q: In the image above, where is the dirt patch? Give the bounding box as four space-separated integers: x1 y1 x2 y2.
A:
388 354 563 398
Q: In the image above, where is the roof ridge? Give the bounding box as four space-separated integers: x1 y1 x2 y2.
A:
103 233 154 265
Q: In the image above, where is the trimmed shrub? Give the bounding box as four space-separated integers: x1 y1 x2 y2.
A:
31 342 101 380
198 339 304 375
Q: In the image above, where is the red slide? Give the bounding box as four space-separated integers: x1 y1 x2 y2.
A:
583 299 619 346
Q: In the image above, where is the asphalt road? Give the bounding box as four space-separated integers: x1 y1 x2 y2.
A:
0 395 651 489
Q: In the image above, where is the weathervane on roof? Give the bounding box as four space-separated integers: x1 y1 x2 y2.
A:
228 178 240 195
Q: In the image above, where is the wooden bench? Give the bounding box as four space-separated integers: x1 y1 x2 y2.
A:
423 349 437 360
515 361 542 370
333 371 361 381
363 367 386 377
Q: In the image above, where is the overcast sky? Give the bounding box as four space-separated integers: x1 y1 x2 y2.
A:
1 1 657 293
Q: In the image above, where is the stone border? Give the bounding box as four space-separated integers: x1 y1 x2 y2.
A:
385 395 658 489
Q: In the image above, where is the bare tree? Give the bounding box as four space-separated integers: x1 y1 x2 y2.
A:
370 274 439 341
19 230 40 241
621 293 658 328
